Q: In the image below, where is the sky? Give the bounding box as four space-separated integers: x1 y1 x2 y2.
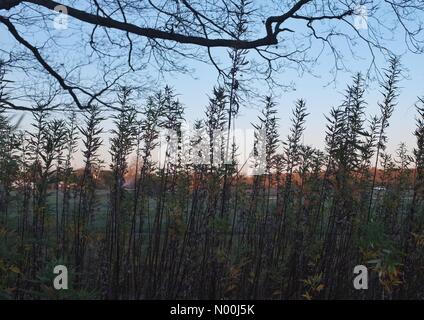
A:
1 2 424 168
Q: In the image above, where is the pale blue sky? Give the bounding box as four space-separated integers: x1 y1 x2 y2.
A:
1 3 423 168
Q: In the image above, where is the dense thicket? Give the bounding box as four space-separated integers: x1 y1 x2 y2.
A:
0 59 423 300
